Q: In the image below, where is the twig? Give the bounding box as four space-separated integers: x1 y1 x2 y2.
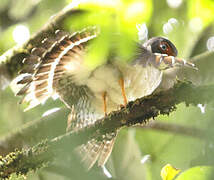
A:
177 51 214 86
138 121 205 139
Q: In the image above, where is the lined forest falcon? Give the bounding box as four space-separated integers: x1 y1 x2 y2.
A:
16 27 196 169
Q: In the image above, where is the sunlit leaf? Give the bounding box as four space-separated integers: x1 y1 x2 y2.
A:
122 0 152 24
161 164 181 180
175 166 214 180
64 0 153 66
85 29 111 68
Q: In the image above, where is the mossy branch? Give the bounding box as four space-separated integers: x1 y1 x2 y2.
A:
0 140 52 179
0 81 213 178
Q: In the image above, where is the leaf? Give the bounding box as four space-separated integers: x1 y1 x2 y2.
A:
175 166 214 180
161 164 181 180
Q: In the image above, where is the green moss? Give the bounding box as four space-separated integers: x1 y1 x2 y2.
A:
0 140 51 179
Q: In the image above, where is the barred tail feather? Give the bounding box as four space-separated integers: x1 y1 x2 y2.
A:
98 138 116 166
76 135 117 170
78 139 104 169
67 101 116 169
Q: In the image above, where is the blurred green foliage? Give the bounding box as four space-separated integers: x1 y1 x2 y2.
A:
1 0 214 179
176 166 214 180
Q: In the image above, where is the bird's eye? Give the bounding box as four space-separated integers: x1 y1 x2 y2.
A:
160 44 167 51
156 39 177 56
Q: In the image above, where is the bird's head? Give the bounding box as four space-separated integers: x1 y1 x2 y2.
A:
144 37 178 57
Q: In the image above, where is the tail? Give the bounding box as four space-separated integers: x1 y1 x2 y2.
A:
67 107 117 170
76 133 117 170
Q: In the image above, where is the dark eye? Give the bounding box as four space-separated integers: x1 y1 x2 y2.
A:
160 44 167 51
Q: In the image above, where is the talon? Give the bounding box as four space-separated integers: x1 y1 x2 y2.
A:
119 78 127 106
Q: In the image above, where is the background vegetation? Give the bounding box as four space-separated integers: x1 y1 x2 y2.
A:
1 0 214 179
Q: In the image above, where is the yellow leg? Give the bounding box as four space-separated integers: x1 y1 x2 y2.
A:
119 78 127 106
102 91 107 116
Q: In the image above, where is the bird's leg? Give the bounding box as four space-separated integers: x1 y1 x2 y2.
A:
102 91 107 116
118 78 127 107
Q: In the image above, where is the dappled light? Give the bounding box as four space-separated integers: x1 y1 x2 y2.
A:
166 0 183 8
136 23 148 42
163 18 179 34
189 17 203 32
12 25 30 44
207 36 214 51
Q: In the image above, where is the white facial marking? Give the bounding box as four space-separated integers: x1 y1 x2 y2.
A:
154 53 162 56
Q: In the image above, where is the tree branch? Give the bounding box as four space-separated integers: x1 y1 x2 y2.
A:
0 81 213 178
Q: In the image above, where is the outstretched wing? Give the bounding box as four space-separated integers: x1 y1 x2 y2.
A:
16 28 97 110
16 27 116 169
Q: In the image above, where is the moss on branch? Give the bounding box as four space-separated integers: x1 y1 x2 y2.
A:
0 140 52 179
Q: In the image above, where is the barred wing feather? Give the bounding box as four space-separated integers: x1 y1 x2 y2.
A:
16 29 97 110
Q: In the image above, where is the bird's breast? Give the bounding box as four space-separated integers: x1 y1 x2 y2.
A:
75 62 163 114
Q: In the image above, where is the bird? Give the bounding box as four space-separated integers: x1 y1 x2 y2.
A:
16 27 197 169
